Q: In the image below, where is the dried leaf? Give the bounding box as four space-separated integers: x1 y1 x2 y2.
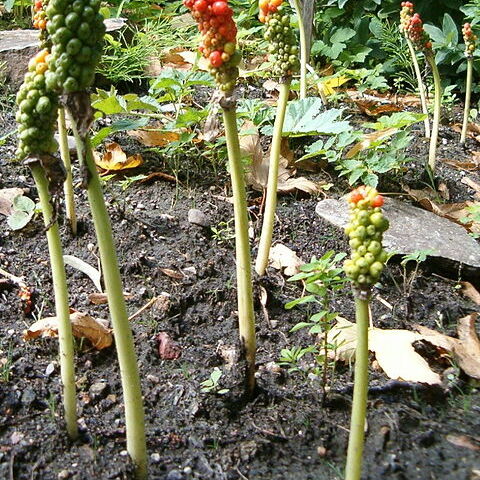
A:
88 292 133 305
64 255 102 292
242 122 323 194
452 122 480 142
461 282 480 305
354 100 403 117
94 142 143 171
23 311 113 350
446 434 480 452
0 188 24 216
269 244 304 276
128 128 180 147
345 128 398 159
318 76 349 96
159 268 184 280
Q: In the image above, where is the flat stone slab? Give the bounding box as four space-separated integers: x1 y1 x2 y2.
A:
316 197 480 277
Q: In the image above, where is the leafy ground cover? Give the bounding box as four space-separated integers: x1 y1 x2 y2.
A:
1 1 480 479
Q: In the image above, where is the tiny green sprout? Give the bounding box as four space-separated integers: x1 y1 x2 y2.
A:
7 195 37 231
400 248 436 267
200 367 229 395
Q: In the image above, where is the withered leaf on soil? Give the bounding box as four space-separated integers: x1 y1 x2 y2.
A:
0 188 24 216
446 434 480 452
94 142 143 171
159 268 184 280
269 244 304 276
23 311 113 350
88 292 133 305
128 128 180 147
241 122 322 194
461 282 480 305
64 255 102 293
325 313 480 383
452 122 480 142
403 185 480 235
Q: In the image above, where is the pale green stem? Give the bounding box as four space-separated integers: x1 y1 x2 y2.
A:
255 79 291 277
30 162 78 440
345 294 370 480
292 0 307 99
70 121 147 479
58 107 77 235
221 96 256 394
406 38 430 139
425 53 442 173
461 57 473 144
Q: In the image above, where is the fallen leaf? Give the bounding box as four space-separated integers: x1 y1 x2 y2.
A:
461 282 480 305
138 171 177 184
94 142 143 171
64 255 102 292
443 155 480 171
269 244 304 276
159 268 184 280
0 188 24 216
446 434 480 452
318 75 350 96
345 128 399 159
461 176 480 199
326 314 480 383
23 311 113 350
157 332 181 360
128 128 180 147
452 122 480 142
88 292 133 305
242 122 323 194
354 100 403 117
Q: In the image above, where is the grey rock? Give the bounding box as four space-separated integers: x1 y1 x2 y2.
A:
54 134 77 154
316 197 480 276
89 382 109 400
21 388 36 406
187 209 210 228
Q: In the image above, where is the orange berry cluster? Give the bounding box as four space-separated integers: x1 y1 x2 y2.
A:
401 5 432 52
33 0 47 30
463 23 477 57
344 186 389 287
183 0 240 92
259 0 299 77
399 1 413 34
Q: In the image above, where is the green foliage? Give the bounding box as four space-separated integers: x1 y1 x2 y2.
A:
461 204 480 238
200 367 229 394
400 249 436 267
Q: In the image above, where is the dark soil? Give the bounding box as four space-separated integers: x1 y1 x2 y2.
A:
1 89 480 480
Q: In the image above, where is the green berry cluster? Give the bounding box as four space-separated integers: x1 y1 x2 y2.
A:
343 186 389 287
260 3 299 78
15 50 58 160
45 0 105 93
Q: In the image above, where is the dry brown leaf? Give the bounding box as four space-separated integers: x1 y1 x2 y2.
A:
345 128 398 159
128 128 180 147
23 311 112 350
268 244 304 276
88 292 133 305
452 122 480 142
446 434 480 452
159 268 184 280
242 122 322 194
461 282 480 305
461 176 480 200
326 314 480 383
94 142 143 171
0 188 24 216
354 100 403 117
443 154 480 171
138 171 177 184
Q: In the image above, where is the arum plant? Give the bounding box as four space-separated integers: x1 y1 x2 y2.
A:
399 1 430 138
15 50 78 440
255 0 299 276
405 11 440 172
183 0 256 394
33 0 77 234
45 0 147 476
461 23 477 145
343 186 389 480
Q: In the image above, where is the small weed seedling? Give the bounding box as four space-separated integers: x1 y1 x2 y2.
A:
200 367 229 395
286 251 346 401
343 186 389 480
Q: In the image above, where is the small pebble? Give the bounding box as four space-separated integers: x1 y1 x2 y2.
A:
150 453 161 463
187 209 210 228
120 450 128 457
58 470 70 479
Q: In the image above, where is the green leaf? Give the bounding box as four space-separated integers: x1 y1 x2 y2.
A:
4 0 15 12
7 211 33 231
285 295 317 309
290 322 314 333
91 117 149 147
282 99 350 137
13 195 35 213
331 28 356 44
423 24 446 44
442 14 458 45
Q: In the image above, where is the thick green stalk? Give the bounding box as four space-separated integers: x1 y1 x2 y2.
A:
345 294 370 480
57 107 77 235
221 96 256 394
30 162 78 440
70 122 147 478
292 0 307 99
425 53 442 172
461 57 474 144
406 38 430 138
255 79 291 276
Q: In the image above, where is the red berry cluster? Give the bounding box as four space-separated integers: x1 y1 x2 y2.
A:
348 186 384 208
183 0 241 92
405 12 432 51
463 23 477 57
399 1 413 34
33 0 46 30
